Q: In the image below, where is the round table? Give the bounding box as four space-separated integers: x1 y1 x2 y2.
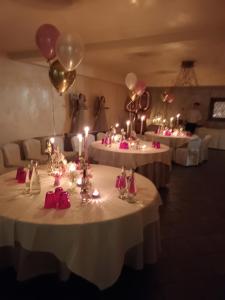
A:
90 141 171 188
144 131 198 160
144 131 198 148
0 165 161 289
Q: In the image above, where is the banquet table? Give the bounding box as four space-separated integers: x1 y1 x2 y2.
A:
0 164 161 290
90 140 171 188
144 131 199 159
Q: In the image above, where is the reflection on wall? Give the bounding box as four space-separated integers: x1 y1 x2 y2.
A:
0 57 127 144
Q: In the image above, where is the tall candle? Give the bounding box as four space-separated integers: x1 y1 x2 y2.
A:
170 117 174 128
77 134 83 157
140 115 145 135
176 113 180 127
83 126 89 161
126 120 130 135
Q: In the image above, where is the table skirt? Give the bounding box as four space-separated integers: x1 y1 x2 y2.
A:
0 221 160 290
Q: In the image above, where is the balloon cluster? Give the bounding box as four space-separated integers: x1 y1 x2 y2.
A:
161 90 175 104
125 73 146 101
35 24 84 94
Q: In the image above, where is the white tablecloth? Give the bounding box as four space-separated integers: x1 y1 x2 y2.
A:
90 141 171 188
0 165 161 289
144 131 197 149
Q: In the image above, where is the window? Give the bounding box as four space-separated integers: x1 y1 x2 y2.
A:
209 98 225 121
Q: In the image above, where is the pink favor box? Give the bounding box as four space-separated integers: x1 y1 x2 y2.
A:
119 141 129 150
17 169 27 183
44 187 71 209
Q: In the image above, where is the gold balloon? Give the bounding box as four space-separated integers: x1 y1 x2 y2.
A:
49 59 76 95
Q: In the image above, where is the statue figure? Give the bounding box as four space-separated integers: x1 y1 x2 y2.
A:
93 96 109 132
69 93 88 133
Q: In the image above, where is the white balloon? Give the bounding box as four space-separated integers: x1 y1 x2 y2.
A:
125 72 138 90
55 33 84 71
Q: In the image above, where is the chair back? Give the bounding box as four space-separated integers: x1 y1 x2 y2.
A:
71 136 82 153
23 139 42 160
187 138 201 151
87 134 95 149
53 136 64 152
0 149 5 173
97 132 105 141
2 143 22 166
200 135 212 162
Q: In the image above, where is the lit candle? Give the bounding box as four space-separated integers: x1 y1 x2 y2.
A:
140 115 145 135
176 113 180 127
50 137 55 144
92 188 100 198
76 177 82 187
77 133 83 157
170 117 174 128
84 126 89 137
115 123 119 128
126 120 130 135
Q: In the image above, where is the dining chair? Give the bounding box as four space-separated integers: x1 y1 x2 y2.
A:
96 132 105 141
200 135 212 163
42 136 75 161
23 139 48 164
2 143 29 167
175 138 202 166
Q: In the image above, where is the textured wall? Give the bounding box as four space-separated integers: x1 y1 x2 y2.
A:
148 86 225 128
0 57 127 144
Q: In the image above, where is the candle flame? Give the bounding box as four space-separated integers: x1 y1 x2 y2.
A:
50 137 55 144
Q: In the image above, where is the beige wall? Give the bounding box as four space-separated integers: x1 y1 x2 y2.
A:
148 86 225 128
0 57 127 145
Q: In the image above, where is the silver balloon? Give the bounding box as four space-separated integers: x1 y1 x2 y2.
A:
55 33 84 71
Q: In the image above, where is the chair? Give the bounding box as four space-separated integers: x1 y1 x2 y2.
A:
200 135 211 163
71 136 82 153
97 132 105 141
2 143 29 167
0 149 15 174
23 139 48 164
175 138 202 166
87 134 95 149
42 136 75 161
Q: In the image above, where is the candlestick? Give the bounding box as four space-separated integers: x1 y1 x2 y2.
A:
140 115 145 135
126 120 130 135
170 117 174 129
77 133 83 157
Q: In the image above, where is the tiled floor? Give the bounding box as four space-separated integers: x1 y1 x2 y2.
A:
1 149 225 299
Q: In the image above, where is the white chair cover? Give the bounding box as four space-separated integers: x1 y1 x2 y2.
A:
0 149 5 174
23 139 48 164
71 136 81 153
175 138 202 166
96 132 105 141
87 134 95 149
200 135 212 162
0 149 15 174
2 143 28 167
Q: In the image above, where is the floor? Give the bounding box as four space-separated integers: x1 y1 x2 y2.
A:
1 149 225 299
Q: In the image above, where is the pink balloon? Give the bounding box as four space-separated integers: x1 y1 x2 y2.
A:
134 80 146 96
35 24 60 60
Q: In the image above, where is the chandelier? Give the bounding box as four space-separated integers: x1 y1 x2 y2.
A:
174 60 198 87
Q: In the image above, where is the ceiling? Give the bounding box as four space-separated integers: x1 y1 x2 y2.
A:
1 0 225 86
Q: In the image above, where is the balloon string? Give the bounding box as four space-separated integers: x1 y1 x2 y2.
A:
50 86 56 136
